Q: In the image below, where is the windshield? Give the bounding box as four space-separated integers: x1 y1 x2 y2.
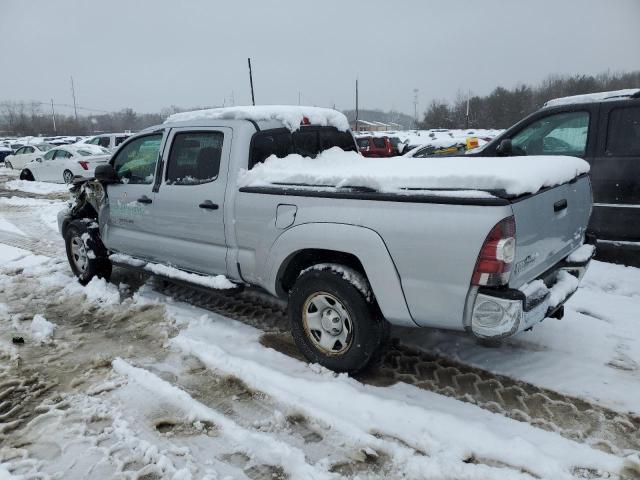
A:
249 127 357 168
36 143 53 151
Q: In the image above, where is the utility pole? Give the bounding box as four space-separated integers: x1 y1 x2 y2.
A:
465 89 470 129
355 78 359 132
50 99 57 134
413 88 419 129
70 76 78 122
247 58 255 106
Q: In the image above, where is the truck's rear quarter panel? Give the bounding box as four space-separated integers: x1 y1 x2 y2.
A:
233 191 512 330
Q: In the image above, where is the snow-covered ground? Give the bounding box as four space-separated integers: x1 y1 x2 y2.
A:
0 172 639 479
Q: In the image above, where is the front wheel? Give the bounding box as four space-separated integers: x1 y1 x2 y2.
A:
64 220 111 285
19 169 34 181
288 265 386 373
63 169 74 184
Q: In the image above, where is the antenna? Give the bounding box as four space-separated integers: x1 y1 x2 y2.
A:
413 88 419 129
247 58 256 106
70 76 78 121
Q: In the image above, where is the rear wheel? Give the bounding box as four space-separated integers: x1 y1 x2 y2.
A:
288 265 386 373
5 161 12 169
63 169 74 184
19 169 34 181
64 220 111 285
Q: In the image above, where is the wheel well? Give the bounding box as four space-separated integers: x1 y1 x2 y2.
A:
277 249 367 297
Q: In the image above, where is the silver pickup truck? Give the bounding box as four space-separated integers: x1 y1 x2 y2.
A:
58 106 594 372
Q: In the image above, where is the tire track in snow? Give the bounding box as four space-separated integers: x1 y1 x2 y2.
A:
156 281 640 459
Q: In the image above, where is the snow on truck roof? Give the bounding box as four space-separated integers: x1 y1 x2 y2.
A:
544 88 640 108
238 147 590 198
164 105 350 132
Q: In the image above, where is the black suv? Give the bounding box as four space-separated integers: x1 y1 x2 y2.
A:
471 89 640 265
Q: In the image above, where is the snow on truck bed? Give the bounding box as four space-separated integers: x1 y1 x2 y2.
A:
165 105 350 132
239 147 590 197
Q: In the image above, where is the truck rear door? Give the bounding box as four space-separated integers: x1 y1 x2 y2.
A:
149 127 232 276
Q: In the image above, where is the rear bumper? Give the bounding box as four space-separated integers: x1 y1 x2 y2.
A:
466 244 595 339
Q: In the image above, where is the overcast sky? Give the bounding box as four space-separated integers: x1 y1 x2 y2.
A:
3 0 639 116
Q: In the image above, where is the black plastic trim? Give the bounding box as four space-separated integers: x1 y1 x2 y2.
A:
238 186 511 206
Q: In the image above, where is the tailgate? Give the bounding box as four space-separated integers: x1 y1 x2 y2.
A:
509 175 592 288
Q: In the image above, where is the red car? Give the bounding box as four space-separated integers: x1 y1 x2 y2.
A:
356 136 395 157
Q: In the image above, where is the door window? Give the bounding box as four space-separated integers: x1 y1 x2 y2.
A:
54 150 72 159
606 106 640 156
87 137 100 145
97 137 111 148
15 147 25 155
112 134 162 184
511 111 590 156
24 147 35 154
166 131 223 185
43 150 56 160
115 136 128 146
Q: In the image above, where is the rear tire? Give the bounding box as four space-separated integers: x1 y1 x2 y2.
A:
5 161 12 169
63 169 74 184
19 169 34 181
288 265 386 373
64 220 111 285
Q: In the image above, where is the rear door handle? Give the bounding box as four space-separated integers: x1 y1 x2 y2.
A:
137 195 152 204
199 200 219 210
554 199 568 212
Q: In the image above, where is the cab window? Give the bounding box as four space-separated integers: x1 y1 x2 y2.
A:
112 134 162 184
166 131 223 185
511 111 590 157
606 106 640 157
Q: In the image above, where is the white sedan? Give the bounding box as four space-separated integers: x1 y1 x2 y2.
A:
4 143 54 170
20 145 111 183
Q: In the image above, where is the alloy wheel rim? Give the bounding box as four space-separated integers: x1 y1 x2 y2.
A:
70 236 89 273
302 292 353 355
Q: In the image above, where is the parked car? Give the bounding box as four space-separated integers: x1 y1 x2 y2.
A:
469 88 640 264
58 106 593 373
79 133 132 152
0 144 12 163
3 143 54 170
403 142 466 158
20 144 111 183
356 136 394 157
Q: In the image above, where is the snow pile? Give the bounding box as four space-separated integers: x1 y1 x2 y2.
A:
0 167 20 177
566 244 595 263
547 271 580 308
580 260 640 297
544 89 640 108
110 253 235 289
165 105 350 132
239 147 590 196
5 180 70 195
301 263 371 300
30 314 56 343
81 277 121 305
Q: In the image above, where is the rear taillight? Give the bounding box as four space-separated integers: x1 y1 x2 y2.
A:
471 216 516 287
78 160 89 170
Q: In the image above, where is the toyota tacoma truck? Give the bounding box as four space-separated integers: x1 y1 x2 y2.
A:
58 106 595 373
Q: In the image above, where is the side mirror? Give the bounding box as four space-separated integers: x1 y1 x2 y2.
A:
36 158 43 162
94 164 120 184
496 139 512 156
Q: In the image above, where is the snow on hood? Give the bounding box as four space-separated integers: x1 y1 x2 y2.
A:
544 89 640 108
165 105 350 132
238 147 590 197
